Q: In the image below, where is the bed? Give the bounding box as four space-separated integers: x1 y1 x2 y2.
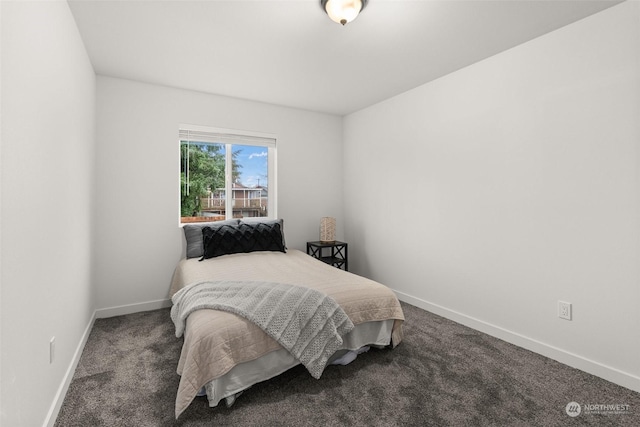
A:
169 219 405 418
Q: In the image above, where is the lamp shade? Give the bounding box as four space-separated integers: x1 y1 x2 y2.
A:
321 0 368 26
320 217 336 242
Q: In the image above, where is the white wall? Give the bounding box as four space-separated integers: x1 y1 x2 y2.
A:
1 2 96 426
95 77 343 311
344 1 640 391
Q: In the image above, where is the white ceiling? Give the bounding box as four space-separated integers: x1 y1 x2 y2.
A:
68 0 621 116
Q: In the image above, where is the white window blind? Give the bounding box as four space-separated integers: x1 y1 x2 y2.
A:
179 125 276 148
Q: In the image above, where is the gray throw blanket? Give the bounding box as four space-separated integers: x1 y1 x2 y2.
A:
171 280 355 379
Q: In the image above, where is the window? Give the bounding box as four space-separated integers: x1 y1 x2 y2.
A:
179 125 276 224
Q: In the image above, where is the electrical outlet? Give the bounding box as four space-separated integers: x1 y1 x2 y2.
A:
50 337 55 364
558 301 572 320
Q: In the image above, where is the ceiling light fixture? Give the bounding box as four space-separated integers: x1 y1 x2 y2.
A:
321 0 368 26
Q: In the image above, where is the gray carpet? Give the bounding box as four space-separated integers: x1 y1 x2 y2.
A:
55 302 640 426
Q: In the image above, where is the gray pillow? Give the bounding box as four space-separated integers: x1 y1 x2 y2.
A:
183 219 240 259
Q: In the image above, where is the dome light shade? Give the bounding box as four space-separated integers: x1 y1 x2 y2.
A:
321 0 368 26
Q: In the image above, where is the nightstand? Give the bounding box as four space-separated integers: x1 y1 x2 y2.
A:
306 241 348 271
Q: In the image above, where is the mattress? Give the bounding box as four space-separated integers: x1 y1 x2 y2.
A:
170 249 404 418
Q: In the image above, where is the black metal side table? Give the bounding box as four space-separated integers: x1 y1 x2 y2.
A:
306 241 348 271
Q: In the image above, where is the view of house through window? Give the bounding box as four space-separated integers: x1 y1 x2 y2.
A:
180 126 276 224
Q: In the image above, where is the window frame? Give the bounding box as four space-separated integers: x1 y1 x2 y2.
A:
179 124 277 225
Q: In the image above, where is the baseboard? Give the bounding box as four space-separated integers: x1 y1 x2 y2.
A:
393 289 640 394
42 311 96 427
95 298 172 319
